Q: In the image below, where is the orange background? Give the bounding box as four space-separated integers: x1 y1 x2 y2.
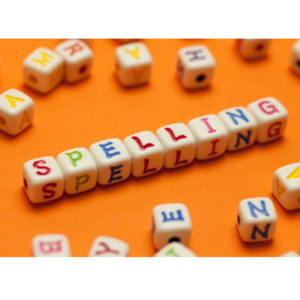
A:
0 39 299 257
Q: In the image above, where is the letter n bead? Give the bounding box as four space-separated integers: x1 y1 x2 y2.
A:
23 156 64 203
152 203 192 250
247 97 288 143
237 197 277 242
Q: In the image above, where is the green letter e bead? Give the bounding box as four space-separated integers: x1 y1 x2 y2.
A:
65 151 82 167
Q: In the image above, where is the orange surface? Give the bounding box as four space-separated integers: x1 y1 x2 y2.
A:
0 39 299 257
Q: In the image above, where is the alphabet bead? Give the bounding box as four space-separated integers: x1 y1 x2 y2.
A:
23 47 64 94
236 39 272 60
56 147 97 194
237 197 277 242
154 242 197 257
152 203 192 250
32 234 71 257
247 97 288 143
272 163 300 210
23 156 64 203
0 89 34 135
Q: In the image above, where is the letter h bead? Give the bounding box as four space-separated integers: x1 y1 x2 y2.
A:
152 203 192 250
237 197 277 242
89 138 131 185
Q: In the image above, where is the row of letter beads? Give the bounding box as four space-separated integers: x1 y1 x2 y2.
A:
23 97 288 203
23 39 93 94
0 89 34 135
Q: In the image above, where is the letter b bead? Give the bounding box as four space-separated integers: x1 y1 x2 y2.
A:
152 203 192 250
237 197 277 242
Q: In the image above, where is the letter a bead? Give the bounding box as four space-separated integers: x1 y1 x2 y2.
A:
154 242 197 257
0 89 34 135
23 156 64 203
32 234 71 257
272 163 300 210
237 197 277 242
23 47 64 94
152 203 192 250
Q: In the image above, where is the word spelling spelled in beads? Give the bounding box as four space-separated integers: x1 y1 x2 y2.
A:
237 197 277 242
235 39 272 60
115 42 152 87
0 89 34 135
154 242 197 257
272 163 300 210
152 203 192 250
32 234 71 257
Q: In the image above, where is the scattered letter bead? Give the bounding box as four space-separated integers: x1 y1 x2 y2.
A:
247 97 288 143
56 147 97 194
23 156 64 203
291 40 300 76
23 47 63 94
236 39 271 60
89 138 131 185
272 163 300 210
55 39 93 83
218 106 257 151
32 234 71 257
188 114 228 160
154 242 197 257
177 45 216 90
152 203 192 250
237 197 277 242
123 131 163 177
155 123 195 169
280 251 299 257
88 236 129 257
0 89 34 135
115 42 152 87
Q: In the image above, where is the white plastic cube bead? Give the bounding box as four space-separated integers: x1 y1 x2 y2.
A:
155 123 195 169
115 42 152 87
88 236 129 257
89 138 131 185
56 147 97 194
23 47 64 94
123 131 163 177
188 114 228 160
177 45 216 90
32 234 71 257
152 203 192 250
0 89 34 135
23 156 64 203
218 107 257 151
237 197 277 242
154 242 197 257
290 40 300 76
272 163 300 210
247 97 288 143
55 39 93 83
236 39 271 60
280 251 299 257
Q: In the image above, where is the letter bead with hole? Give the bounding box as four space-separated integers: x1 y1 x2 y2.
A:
56 147 97 194
23 156 64 203
0 89 34 135
88 236 129 257
89 138 131 185
218 106 257 151
188 114 228 160
123 131 163 177
235 39 272 60
237 197 277 242
154 242 197 257
115 42 152 87
32 234 71 257
272 163 300 210
247 97 288 143
155 123 195 169
23 47 64 94
55 39 93 83
177 45 216 90
291 40 300 76
152 203 192 250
